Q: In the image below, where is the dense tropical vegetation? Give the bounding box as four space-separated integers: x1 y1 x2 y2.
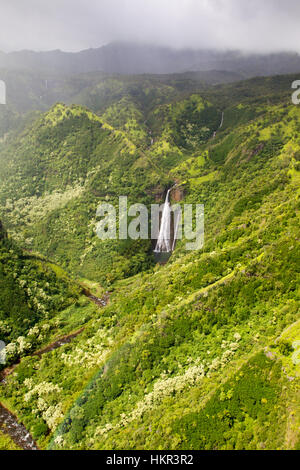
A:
0 70 299 450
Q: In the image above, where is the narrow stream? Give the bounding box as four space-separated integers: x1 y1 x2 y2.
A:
86 293 109 307
0 403 38 450
213 111 224 138
33 328 85 357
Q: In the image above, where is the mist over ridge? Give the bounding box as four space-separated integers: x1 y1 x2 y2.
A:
1 42 300 77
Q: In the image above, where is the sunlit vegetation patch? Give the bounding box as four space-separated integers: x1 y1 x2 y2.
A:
0 72 299 450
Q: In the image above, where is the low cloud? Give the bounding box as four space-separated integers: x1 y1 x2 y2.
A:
0 0 299 53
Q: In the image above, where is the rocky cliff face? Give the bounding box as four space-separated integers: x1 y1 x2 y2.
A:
171 187 184 202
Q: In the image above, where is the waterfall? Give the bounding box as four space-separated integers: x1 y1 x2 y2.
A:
219 111 224 129
154 189 172 253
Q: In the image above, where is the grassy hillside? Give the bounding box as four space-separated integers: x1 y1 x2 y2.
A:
0 103 163 283
0 72 299 450
0 222 84 366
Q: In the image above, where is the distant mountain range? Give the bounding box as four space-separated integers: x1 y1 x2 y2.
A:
1 43 300 77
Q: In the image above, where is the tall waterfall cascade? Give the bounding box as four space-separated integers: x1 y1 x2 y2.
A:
154 189 172 253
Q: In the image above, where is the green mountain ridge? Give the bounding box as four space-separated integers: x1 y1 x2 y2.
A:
1 43 300 77
0 225 81 352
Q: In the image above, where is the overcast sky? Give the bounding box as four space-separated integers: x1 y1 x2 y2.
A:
0 0 300 53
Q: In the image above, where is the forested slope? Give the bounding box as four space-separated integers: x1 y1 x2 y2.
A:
0 72 299 450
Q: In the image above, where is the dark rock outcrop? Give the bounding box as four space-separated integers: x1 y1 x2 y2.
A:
0 220 7 240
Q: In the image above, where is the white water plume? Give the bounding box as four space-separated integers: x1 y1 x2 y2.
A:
154 189 172 253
